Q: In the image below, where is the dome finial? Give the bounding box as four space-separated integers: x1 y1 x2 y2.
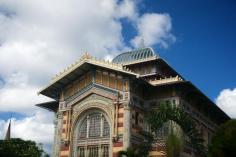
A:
140 37 145 48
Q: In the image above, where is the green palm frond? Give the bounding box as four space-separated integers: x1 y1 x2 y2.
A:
145 102 206 156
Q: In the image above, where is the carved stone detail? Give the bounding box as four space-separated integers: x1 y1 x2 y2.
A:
69 93 115 157
72 94 114 122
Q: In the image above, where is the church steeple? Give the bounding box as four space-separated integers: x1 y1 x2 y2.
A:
4 118 11 140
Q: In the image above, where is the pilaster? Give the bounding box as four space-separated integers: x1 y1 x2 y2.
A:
55 112 63 157
123 102 131 150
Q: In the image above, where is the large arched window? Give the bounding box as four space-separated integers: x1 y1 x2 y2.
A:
78 113 110 139
75 111 111 157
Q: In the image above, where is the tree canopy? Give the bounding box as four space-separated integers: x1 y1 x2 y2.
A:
208 119 236 157
0 138 49 157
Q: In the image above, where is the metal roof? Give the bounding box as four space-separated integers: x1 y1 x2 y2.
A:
112 47 158 64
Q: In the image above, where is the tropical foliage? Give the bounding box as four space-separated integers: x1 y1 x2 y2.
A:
0 138 49 157
146 101 206 156
208 119 236 157
165 122 184 157
118 102 205 157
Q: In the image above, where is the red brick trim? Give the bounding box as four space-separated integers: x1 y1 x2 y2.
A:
118 113 124 118
113 142 123 147
60 146 69 151
118 104 124 109
117 122 123 127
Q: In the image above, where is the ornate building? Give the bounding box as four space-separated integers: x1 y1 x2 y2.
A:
37 47 229 157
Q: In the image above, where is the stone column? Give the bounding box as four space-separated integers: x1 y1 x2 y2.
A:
53 112 63 157
123 102 131 150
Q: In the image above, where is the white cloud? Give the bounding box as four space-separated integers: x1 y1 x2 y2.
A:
0 1 175 154
216 88 236 118
116 0 138 20
0 0 136 81
0 110 54 152
0 0 175 114
0 0 138 114
131 13 175 48
0 71 52 114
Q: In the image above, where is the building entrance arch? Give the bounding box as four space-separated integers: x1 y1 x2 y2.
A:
73 109 111 157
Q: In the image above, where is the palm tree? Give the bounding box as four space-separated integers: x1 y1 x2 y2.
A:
146 101 206 157
165 121 184 157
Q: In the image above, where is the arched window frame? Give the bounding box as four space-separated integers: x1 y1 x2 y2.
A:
73 109 111 157
77 112 110 139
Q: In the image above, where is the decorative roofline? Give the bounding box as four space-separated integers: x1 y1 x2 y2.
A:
51 52 137 82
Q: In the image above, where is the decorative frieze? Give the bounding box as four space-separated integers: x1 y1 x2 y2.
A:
149 75 183 85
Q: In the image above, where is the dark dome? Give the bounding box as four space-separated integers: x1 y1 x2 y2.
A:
112 47 157 64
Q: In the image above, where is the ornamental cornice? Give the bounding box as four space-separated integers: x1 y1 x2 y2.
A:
51 52 137 82
72 94 114 124
65 84 118 107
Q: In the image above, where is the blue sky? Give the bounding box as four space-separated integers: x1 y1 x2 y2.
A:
0 0 235 154
125 0 236 100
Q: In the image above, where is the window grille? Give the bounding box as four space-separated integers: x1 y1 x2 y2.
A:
102 145 109 157
79 119 87 138
103 118 110 137
89 113 101 137
88 146 99 157
78 112 110 138
78 147 85 157
77 112 111 156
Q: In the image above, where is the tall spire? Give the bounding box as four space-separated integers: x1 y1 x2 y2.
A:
4 115 11 140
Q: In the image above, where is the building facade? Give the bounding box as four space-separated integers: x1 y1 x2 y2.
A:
37 48 229 157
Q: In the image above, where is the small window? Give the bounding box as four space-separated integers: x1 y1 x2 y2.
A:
109 74 115 89
95 70 102 84
117 79 123 91
102 73 109 87
102 145 109 157
78 147 85 157
124 80 129 91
